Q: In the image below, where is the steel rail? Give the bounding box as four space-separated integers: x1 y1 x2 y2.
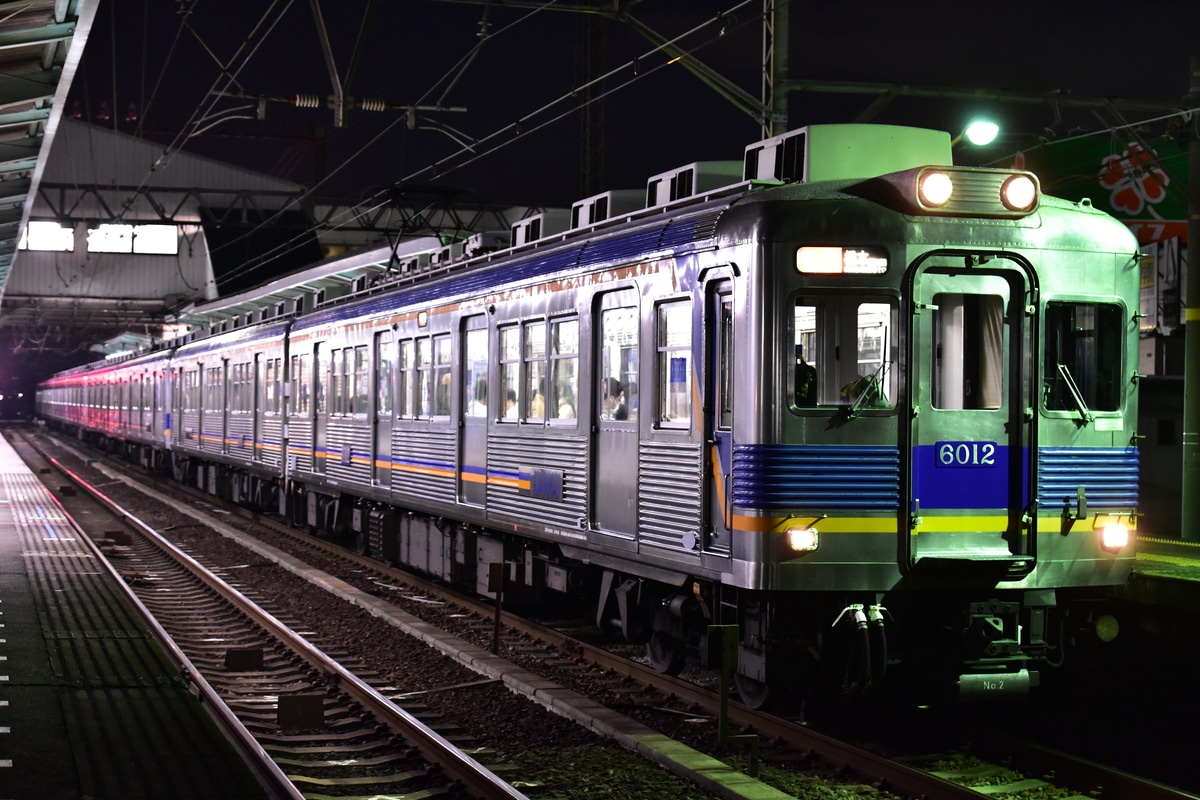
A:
44 450 531 800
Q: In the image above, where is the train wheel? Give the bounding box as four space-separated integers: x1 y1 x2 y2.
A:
647 630 685 675
734 673 771 709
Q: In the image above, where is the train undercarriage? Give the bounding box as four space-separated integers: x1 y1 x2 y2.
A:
55 434 1108 713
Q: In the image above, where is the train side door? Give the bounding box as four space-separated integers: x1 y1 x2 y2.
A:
459 320 488 506
591 289 639 539
373 330 394 487
907 257 1033 575
704 279 733 556
313 342 327 474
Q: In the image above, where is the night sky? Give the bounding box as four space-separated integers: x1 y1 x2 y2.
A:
65 1 1200 211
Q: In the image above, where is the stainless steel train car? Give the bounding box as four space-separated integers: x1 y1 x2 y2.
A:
37 123 1141 708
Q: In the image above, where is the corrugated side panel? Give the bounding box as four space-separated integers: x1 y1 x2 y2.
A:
486 434 589 529
391 428 457 503
731 444 901 510
1037 447 1139 508
326 419 373 484
638 440 703 551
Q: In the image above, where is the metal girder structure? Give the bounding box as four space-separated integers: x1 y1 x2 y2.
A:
0 0 99 304
34 182 312 226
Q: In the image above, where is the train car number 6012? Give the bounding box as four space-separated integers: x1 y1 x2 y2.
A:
936 441 997 467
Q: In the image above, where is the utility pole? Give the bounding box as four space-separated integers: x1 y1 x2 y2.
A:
1182 54 1200 540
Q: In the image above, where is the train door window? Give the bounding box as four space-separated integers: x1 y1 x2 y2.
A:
930 293 1004 410
265 357 282 415
330 349 346 415
793 296 897 409
464 327 488 417
599 305 638 421
231 362 249 414
1043 301 1122 413
550 318 578 422
524 321 546 420
415 338 433 417
204 365 223 413
397 339 414 418
433 335 451 417
183 368 198 412
314 344 327 414
499 326 520 421
292 353 311 415
656 300 692 428
716 291 733 430
376 332 394 416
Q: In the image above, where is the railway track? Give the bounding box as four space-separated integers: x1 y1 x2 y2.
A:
19 425 1200 800
11 429 529 800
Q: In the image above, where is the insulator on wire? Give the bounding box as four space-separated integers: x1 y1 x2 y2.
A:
357 98 387 112
294 95 322 109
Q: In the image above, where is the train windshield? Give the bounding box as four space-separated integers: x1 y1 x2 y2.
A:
793 296 897 409
1043 301 1123 414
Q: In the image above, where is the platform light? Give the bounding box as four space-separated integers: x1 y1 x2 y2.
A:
786 526 819 552
963 119 999 146
1099 523 1130 553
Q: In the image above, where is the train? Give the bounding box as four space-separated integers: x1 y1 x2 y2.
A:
37 122 1141 710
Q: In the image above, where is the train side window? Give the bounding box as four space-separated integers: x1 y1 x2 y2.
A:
416 338 433 417
656 300 692 428
292 353 311 415
599 306 638 422
550 318 578 422
266 357 281 414
464 328 488 417
793 297 896 409
499 326 520 421
433 335 451 417
330 349 347 415
931 293 1003 410
397 339 413 418
1043 301 1122 413
204 364 223 414
524 321 546 420
351 345 369 415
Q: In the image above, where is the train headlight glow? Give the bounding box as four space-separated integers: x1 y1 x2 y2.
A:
786 526 819 552
1001 175 1037 211
1099 523 1130 553
918 171 954 207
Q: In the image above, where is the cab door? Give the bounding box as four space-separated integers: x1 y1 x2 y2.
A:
906 255 1034 575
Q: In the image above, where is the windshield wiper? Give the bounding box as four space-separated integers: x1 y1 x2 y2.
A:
1056 363 1094 425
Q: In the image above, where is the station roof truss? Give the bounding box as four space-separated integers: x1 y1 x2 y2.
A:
0 0 97 305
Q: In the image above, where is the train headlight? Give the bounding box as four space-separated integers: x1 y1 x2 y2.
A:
918 171 954 207
786 526 819 552
1001 174 1037 211
1099 523 1130 553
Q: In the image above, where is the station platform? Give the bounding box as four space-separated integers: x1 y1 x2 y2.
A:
0 432 268 799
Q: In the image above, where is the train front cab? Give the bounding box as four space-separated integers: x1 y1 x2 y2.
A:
732 163 1139 710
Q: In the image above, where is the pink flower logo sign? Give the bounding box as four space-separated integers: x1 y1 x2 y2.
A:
1098 142 1169 216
